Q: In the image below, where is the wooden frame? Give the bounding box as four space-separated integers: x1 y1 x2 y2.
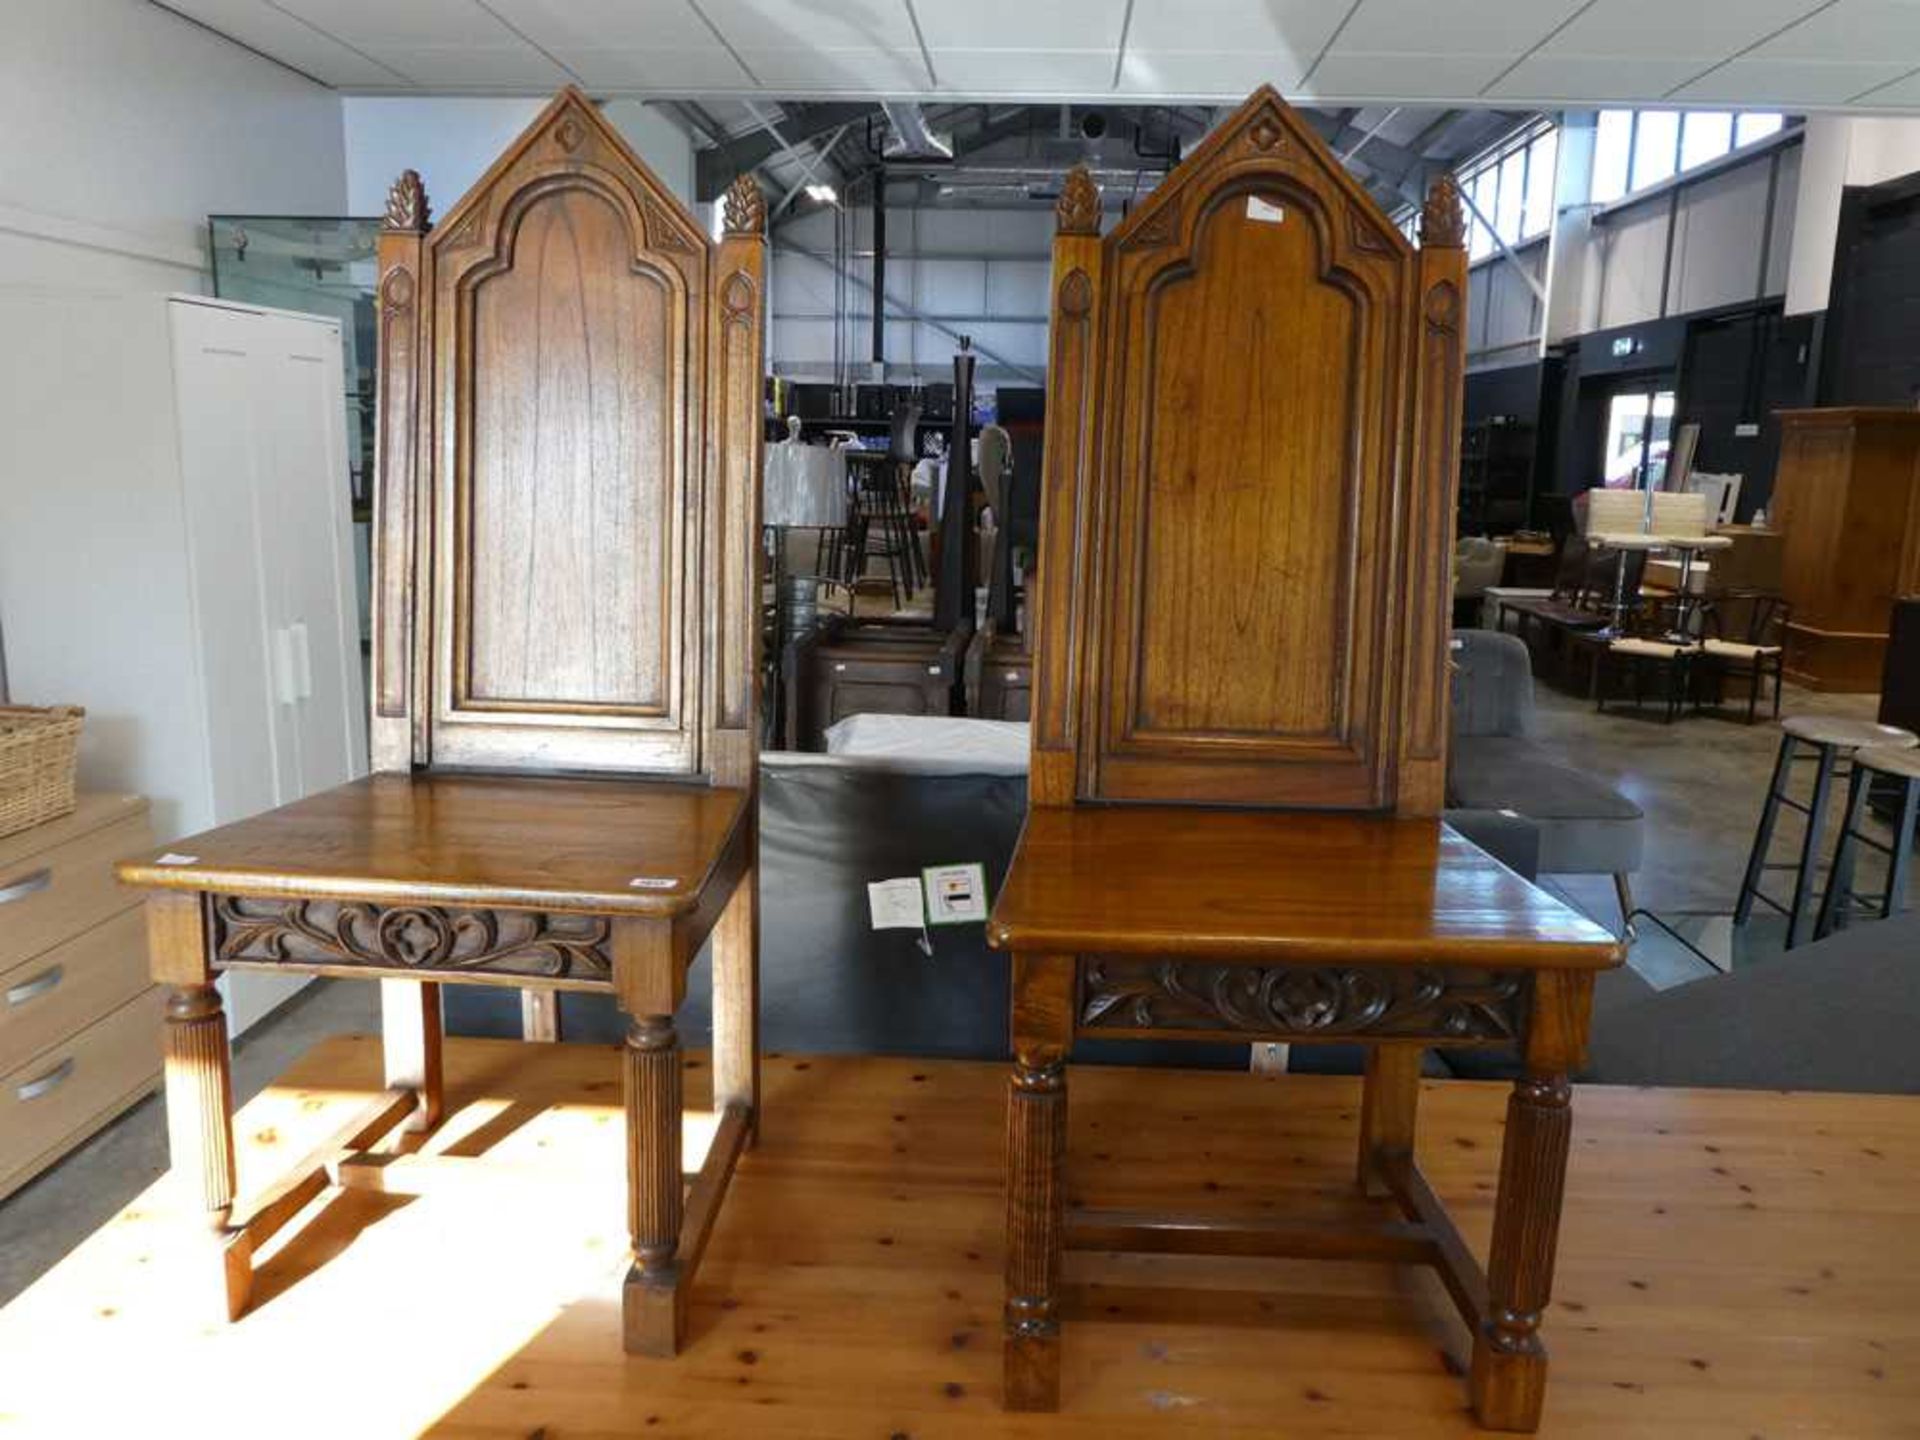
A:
122 89 767 1358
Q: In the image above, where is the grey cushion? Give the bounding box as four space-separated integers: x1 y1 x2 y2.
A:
1448 737 1644 876
1451 629 1537 739
1583 914 1920 1093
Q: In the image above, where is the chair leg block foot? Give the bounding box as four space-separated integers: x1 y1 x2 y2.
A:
623 1263 685 1357
1469 1336 1548 1433
1004 1329 1060 1412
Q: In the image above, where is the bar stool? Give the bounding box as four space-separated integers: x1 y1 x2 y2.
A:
1735 716 1919 950
1813 744 1920 939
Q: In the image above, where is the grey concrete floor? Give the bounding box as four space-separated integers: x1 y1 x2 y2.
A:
1 678 1910 1309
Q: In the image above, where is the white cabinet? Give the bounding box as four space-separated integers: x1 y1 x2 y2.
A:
0 295 366 1034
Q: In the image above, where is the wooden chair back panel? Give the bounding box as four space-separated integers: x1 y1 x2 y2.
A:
431 158 705 775
1093 170 1408 809
1028 87 1467 816
369 89 766 784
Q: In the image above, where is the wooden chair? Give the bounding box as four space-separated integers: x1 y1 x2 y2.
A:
1696 590 1791 723
987 88 1622 1431
117 90 767 1357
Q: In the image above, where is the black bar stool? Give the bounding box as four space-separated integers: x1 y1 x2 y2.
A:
1813 744 1920 939
1734 715 1918 950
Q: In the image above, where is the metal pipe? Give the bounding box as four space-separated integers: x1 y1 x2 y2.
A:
1454 182 1550 305
1340 107 1402 164
871 177 887 367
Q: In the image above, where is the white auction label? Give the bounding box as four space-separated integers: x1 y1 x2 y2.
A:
867 877 927 931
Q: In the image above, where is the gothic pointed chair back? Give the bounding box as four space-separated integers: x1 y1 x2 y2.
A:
1029 88 1467 815
371 89 766 789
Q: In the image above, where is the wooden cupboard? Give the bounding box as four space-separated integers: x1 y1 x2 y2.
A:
1771 408 1920 692
0 296 367 1033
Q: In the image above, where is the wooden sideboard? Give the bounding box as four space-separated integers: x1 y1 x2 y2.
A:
1771 408 1920 691
0 793 157 1200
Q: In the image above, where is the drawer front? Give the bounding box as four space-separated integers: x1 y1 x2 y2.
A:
0 987 162 1197
0 906 150 1073
0 813 152 973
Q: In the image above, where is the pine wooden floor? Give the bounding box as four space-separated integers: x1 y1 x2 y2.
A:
1 1036 1916 1438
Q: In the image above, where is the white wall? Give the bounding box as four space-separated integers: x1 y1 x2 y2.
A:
1785 115 1920 314
343 96 696 217
0 0 346 833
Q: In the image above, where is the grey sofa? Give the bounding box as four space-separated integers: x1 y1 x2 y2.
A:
1441 910 1920 1094
1447 629 1644 932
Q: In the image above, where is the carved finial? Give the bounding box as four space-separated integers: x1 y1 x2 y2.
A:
384 169 430 234
1056 165 1100 236
723 174 766 237
1421 172 1465 250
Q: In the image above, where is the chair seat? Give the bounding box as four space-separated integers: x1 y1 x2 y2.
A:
1701 638 1781 659
1609 638 1696 659
118 771 751 916
1780 715 1919 750
988 806 1620 966
1853 743 1920 781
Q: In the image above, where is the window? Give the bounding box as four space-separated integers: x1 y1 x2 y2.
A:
1590 109 1792 205
1592 109 1632 204
1454 120 1560 262
1631 111 1679 191
1681 111 1732 169
1521 127 1557 238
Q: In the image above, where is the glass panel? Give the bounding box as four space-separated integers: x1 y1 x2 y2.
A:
209 215 381 646
1592 109 1632 203
1681 111 1733 170
1631 111 1680 192
1602 391 1652 488
1471 167 1498 259
1523 128 1557 237
1496 149 1526 244
1643 391 1677 490
1735 111 1784 146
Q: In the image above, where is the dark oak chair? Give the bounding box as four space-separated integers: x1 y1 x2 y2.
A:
117 90 767 1357
987 89 1621 1431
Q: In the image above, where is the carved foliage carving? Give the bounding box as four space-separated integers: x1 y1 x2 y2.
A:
723 173 766 237
1347 204 1399 257
1056 165 1100 236
1122 199 1179 251
1425 279 1462 334
210 894 613 983
385 169 430 234
721 271 756 325
1078 958 1524 1041
645 198 698 254
1058 268 1093 318
1422 172 1466 250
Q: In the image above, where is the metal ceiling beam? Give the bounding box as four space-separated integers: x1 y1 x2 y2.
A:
695 102 877 200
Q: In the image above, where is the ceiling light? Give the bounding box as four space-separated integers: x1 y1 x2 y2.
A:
805 183 838 205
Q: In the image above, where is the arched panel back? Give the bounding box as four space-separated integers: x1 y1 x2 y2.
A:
368 89 768 784
1027 87 1467 816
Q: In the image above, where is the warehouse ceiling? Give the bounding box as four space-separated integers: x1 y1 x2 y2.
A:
677 99 1527 223
153 0 1920 112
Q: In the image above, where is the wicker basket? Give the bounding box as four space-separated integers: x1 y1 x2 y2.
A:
0 706 85 840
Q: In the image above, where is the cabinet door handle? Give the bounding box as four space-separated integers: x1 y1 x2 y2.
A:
290 620 314 700
0 868 51 907
16 1057 75 1102
5 964 63 1007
